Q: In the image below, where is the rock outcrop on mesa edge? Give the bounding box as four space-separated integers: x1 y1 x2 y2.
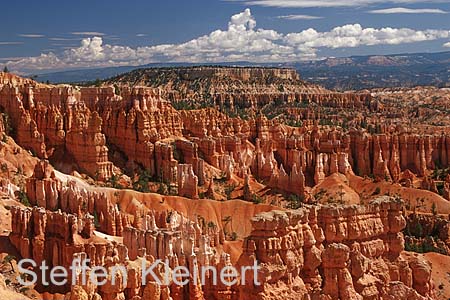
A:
237 197 435 300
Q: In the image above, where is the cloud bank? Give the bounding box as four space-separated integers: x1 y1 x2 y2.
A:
5 8 450 73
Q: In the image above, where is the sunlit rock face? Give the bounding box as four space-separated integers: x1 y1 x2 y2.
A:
9 197 434 300
2 71 450 193
237 197 435 300
0 71 444 300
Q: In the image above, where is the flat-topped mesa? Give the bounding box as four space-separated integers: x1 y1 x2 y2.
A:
178 66 301 81
113 66 302 85
107 66 371 110
236 197 435 300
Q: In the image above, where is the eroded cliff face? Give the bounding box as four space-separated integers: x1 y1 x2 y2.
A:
0 81 113 179
0 71 446 300
26 160 124 236
8 197 435 300
2 74 450 202
237 197 435 300
404 213 450 255
9 205 227 300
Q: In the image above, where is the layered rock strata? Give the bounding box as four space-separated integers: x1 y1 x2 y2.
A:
2 72 450 197
237 197 435 300
9 195 436 299
26 160 124 236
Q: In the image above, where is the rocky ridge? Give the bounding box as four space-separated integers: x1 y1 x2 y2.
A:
106 67 371 110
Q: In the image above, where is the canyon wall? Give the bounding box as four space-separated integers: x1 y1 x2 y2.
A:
9 205 227 300
9 197 435 299
26 160 124 236
237 197 435 300
2 73 450 199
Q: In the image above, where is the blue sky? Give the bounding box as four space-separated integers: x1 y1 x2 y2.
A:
1 0 450 73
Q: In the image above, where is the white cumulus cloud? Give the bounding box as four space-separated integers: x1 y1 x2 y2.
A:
285 24 450 49
5 8 450 73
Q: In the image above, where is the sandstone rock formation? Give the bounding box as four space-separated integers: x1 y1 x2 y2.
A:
404 213 450 255
3 71 450 198
1 70 449 300
9 205 226 300
237 197 435 300
177 164 199 199
26 160 124 236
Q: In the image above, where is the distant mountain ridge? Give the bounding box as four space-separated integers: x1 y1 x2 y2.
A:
293 51 450 90
33 51 450 90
